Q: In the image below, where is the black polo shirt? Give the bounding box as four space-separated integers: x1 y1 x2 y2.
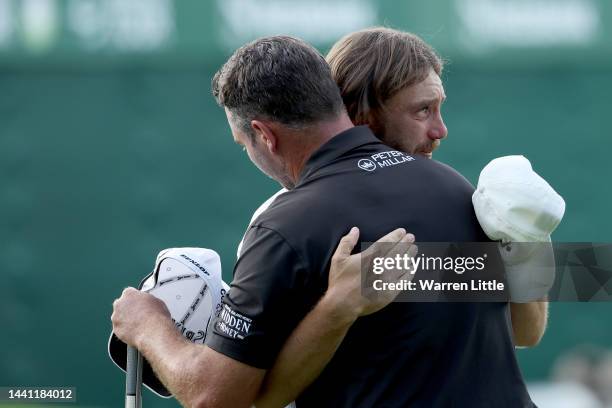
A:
207 126 534 407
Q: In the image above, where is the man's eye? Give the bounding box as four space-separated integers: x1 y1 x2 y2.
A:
415 106 430 118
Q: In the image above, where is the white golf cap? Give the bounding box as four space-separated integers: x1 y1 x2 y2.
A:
472 156 566 302
109 247 229 398
473 155 565 243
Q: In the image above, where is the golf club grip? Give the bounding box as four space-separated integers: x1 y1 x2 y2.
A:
125 345 140 408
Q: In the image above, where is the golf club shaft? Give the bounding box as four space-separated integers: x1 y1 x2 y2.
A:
125 345 142 408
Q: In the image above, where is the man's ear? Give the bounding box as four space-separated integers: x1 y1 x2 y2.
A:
364 109 385 137
251 120 278 153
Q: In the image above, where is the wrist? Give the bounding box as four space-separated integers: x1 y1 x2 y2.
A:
319 289 361 326
134 314 177 350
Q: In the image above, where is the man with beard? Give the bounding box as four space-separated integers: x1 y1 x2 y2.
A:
250 28 548 407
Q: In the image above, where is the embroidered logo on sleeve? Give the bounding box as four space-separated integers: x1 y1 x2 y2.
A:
214 304 253 340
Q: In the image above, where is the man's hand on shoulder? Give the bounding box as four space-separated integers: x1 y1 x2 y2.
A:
254 227 417 407
324 227 417 320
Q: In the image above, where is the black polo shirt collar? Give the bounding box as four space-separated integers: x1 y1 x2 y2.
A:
298 125 380 184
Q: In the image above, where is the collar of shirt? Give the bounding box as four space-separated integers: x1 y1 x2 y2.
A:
297 125 380 185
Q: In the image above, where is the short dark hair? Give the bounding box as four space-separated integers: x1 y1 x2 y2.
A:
212 36 345 139
326 27 443 131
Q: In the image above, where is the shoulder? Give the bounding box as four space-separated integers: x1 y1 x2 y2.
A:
248 188 288 226
237 188 288 259
421 158 476 190
236 225 312 291
251 186 325 234
244 186 335 273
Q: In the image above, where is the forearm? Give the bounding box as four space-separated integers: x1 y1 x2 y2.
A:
254 294 358 408
510 301 548 347
113 288 266 408
136 318 207 407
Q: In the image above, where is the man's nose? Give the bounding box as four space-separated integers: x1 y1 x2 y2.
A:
427 113 448 140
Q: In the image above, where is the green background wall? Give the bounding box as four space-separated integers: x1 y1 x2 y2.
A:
1 1 611 407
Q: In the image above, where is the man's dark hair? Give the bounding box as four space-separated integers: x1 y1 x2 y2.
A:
212 36 345 139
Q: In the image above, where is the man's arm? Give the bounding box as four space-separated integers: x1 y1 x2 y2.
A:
254 289 357 408
501 242 554 348
254 227 415 408
112 227 413 408
510 300 548 347
112 288 265 408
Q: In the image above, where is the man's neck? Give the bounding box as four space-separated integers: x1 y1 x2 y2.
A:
285 115 354 185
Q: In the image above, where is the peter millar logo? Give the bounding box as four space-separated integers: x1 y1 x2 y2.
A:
358 159 376 172
358 151 415 172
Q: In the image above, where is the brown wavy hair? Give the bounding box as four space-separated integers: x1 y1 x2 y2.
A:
326 27 443 135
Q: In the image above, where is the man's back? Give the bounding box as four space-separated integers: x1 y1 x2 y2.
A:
208 127 533 407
